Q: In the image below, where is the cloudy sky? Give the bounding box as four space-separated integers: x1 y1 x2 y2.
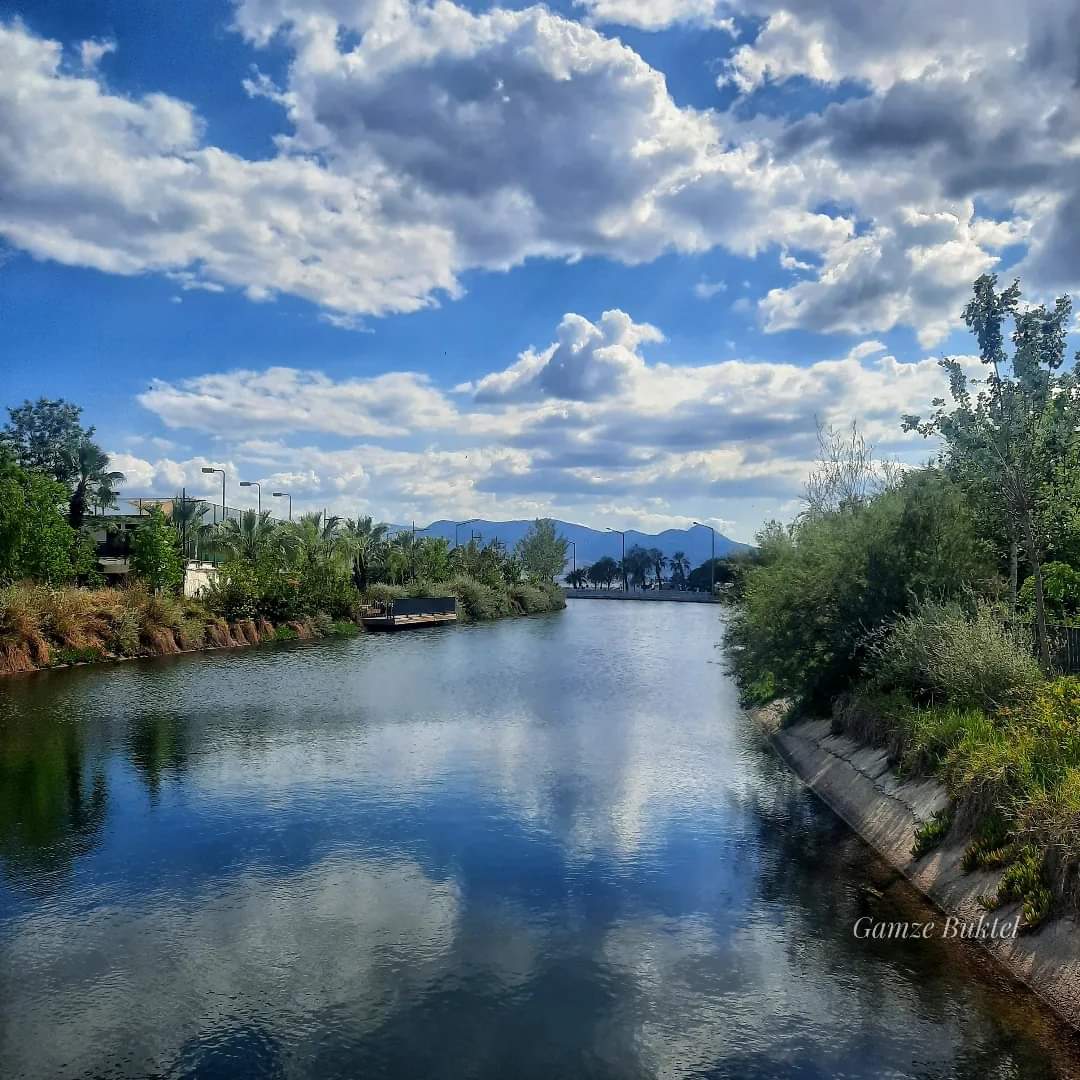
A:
2 0 1075 540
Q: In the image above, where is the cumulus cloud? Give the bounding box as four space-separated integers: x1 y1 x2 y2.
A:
139 367 458 437
3 0 1077 348
467 310 662 403
129 307 979 537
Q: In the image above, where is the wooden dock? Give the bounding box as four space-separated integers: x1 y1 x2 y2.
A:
361 612 457 631
361 596 458 631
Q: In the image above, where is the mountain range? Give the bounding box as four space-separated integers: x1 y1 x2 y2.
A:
390 519 749 568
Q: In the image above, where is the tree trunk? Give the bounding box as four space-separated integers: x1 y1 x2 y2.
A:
68 482 87 530
1009 533 1019 610
1023 521 1051 671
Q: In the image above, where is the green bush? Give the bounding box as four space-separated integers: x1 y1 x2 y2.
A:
912 808 952 858
871 599 1042 712
726 468 995 707
450 574 511 621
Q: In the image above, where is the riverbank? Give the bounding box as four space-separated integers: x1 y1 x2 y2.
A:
0 580 565 677
754 702 1080 1031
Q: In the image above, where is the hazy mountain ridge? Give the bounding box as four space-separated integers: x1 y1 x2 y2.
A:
390 519 749 566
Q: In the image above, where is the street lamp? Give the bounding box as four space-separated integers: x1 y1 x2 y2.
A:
455 518 478 548
607 528 627 591
239 480 261 515
201 467 225 523
693 521 716 598
272 491 292 521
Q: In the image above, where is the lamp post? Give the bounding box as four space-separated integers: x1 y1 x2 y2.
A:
201 467 225 523
567 540 576 583
693 521 716 598
455 518 478 548
607 528 627 591
239 480 261 515
272 491 292 521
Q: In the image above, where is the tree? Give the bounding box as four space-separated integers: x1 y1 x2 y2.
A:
647 547 667 589
669 551 690 588
1 398 90 484
342 515 389 592
130 508 184 594
171 496 215 560
566 566 588 588
63 437 125 529
903 275 1080 668
588 556 619 588
622 545 653 589
0 455 79 584
216 510 282 563
515 518 569 583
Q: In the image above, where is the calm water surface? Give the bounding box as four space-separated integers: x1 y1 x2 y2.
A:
0 600 1077 1079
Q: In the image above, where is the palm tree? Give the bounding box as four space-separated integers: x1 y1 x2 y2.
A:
63 438 125 529
216 510 281 562
670 551 690 588
286 511 347 571
342 515 389 592
171 496 216 560
647 547 667 589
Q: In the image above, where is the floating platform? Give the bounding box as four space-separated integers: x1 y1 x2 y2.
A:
361 612 457 631
361 596 458 631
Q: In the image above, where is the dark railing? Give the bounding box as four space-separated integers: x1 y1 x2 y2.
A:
1045 622 1080 675
391 597 456 618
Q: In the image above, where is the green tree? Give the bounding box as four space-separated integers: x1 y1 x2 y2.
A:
622 545 652 589
1 398 89 484
588 556 619 588
669 551 690 587
647 547 667 588
0 455 78 584
342 515 389 592
130 508 184 594
62 437 125 529
515 519 569 583
216 509 282 563
903 275 1080 668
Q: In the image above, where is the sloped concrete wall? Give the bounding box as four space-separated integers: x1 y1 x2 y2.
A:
764 712 1080 1031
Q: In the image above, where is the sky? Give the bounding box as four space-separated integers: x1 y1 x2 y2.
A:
1 0 1077 542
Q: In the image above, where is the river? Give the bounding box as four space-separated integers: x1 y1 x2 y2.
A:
0 600 1077 1078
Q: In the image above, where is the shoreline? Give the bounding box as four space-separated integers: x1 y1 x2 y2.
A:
1 604 565 679
753 703 1080 1032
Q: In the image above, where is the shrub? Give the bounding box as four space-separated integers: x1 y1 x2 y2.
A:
0 584 49 672
726 468 995 707
870 599 1042 712
450 574 511 621
509 584 548 614
912 808 952 858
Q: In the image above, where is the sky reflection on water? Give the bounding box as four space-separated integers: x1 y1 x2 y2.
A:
0 601 1076 1079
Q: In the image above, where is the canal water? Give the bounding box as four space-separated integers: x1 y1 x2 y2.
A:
0 600 1077 1078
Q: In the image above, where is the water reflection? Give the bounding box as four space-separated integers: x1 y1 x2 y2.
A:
0 603 1076 1078
0 708 106 892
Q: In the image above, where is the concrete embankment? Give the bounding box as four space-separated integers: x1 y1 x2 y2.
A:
757 707 1080 1030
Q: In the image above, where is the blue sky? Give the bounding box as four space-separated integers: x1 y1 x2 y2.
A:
1 0 1069 541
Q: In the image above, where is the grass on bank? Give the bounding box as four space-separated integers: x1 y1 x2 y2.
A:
0 576 565 675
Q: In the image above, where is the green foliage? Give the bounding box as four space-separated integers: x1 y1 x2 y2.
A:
1 398 89 486
1019 562 1080 621
587 556 619 588
130 508 184 594
870 599 1042 712
515 518 569 583
912 808 953 859
0 457 81 585
727 467 994 707
450 574 511 621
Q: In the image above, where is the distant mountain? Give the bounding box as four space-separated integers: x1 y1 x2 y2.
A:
389 518 749 568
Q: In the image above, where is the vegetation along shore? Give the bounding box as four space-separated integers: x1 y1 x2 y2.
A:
726 276 1080 962
0 399 567 675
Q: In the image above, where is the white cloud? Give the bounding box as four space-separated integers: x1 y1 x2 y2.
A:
575 0 734 31
78 37 115 70
129 308 979 539
693 277 727 299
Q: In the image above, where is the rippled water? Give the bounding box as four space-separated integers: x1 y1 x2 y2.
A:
0 600 1077 1078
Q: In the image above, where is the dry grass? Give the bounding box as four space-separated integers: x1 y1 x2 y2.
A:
0 583 365 675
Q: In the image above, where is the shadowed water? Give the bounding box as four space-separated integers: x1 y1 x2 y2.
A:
0 600 1077 1078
